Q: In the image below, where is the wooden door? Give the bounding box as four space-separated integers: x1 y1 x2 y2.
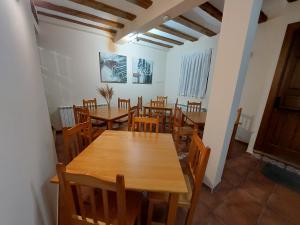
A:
255 22 300 167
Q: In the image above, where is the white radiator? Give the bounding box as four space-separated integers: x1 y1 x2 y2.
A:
236 113 254 143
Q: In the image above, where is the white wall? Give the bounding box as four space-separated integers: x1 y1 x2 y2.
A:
164 35 219 108
38 22 167 129
241 1 300 153
0 1 57 225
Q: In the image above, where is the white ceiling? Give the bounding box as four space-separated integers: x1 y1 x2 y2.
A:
36 0 289 50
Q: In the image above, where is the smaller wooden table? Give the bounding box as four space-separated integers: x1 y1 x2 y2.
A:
89 106 128 129
183 111 207 130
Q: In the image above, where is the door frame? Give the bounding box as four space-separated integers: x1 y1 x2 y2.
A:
255 21 300 151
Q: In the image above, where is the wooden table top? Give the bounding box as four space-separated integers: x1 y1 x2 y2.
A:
51 130 187 194
89 106 128 121
144 103 175 110
183 111 207 125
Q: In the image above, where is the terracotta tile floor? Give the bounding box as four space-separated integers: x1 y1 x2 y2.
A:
54 132 300 225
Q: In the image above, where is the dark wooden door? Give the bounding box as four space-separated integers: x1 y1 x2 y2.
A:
255 22 300 167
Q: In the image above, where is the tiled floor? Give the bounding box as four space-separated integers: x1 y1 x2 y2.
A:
54 131 300 225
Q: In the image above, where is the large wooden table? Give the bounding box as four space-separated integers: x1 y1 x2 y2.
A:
183 111 207 129
89 106 128 129
52 130 187 225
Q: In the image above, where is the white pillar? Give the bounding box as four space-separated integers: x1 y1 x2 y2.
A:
203 0 262 189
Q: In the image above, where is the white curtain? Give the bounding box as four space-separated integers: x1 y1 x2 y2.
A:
178 49 212 98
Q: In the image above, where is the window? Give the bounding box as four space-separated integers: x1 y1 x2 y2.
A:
178 49 212 98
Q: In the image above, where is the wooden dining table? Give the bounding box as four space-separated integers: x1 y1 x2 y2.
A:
183 111 207 129
89 106 129 129
51 130 187 225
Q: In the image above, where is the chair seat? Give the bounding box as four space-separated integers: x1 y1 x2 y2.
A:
148 175 192 207
173 126 194 136
82 191 142 225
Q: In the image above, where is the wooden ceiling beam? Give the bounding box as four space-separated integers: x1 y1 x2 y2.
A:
199 2 222 22
125 0 153 9
199 2 268 24
173 15 216 36
258 11 268 23
143 32 184 45
37 11 116 34
156 24 198 42
137 37 173 48
34 1 123 28
69 0 136 21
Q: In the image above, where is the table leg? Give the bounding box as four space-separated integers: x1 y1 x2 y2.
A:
166 193 179 225
107 120 113 130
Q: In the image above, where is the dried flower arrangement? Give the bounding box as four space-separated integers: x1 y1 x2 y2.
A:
97 84 114 109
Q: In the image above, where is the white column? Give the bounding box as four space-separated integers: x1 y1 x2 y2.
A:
203 0 262 189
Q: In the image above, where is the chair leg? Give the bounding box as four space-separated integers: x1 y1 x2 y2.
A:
147 201 154 225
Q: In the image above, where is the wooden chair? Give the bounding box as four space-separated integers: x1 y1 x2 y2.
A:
137 96 143 116
83 98 97 110
82 99 105 127
63 121 91 164
227 108 242 158
147 133 211 225
173 106 194 150
118 98 131 110
150 100 166 132
73 105 104 141
175 98 179 109
186 101 202 112
131 116 159 133
56 163 142 225
157 96 168 105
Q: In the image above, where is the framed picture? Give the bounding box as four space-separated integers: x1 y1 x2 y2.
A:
99 52 127 83
132 58 153 84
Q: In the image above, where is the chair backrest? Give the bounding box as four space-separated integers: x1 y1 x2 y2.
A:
227 108 242 159
185 133 210 225
187 101 202 112
150 100 164 117
118 98 131 110
235 108 242 125
63 122 91 164
137 96 143 109
131 116 159 133
175 98 179 109
157 96 167 105
83 98 97 110
73 105 90 124
173 106 184 129
56 163 127 225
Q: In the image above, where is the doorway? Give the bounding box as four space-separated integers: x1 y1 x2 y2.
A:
255 21 300 168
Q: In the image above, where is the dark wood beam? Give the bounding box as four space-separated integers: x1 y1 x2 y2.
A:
156 24 198 42
125 0 153 9
31 0 39 24
199 2 268 24
69 0 136 21
143 32 184 45
37 11 116 34
34 1 123 28
199 2 222 22
287 0 298 2
173 15 216 36
137 37 173 48
258 11 268 23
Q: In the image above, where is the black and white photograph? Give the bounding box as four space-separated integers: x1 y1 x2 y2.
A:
99 52 127 83
132 58 153 84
